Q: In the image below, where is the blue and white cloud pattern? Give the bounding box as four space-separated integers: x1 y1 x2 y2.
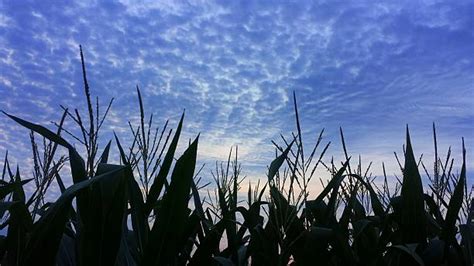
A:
1 0 473 194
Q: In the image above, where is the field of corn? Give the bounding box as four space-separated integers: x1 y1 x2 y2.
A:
0 47 472 266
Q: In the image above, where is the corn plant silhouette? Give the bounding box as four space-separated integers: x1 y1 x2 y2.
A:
0 47 472 266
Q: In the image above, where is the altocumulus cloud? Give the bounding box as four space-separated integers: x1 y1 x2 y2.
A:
0 0 473 192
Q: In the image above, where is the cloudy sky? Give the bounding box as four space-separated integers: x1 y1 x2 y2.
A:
0 0 473 192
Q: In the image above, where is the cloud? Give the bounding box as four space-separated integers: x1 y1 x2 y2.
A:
0 0 472 192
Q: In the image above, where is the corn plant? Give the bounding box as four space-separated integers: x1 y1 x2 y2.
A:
0 47 471 266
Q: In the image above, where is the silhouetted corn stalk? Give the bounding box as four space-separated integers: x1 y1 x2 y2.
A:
0 47 471 266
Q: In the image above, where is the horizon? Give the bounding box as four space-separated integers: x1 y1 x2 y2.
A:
1 1 473 196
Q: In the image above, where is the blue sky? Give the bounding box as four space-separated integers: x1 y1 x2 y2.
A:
0 0 473 193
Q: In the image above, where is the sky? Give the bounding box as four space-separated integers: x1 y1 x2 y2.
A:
0 0 473 195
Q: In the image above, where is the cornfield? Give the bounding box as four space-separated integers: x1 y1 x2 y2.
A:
0 47 472 266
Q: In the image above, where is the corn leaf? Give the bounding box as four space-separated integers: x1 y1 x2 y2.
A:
3 112 90 223
115 134 149 254
400 127 426 243
144 112 185 216
142 135 199 265
99 140 112 164
0 178 33 201
2 201 32 266
80 163 129 265
22 166 125 265
441 139 466 243
268 140 294 182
